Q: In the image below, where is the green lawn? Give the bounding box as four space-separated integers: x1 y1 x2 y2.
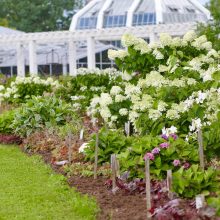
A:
0 145 99 220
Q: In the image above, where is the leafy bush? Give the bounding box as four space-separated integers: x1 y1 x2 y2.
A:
0 76 60 103
84 127 199 179
85 127 128 164
89 32 220 158
173 165 220 198
11 96 76 137
0 109 15 134
56 68 124 111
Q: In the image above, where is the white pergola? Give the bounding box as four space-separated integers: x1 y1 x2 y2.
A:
0 22 196 77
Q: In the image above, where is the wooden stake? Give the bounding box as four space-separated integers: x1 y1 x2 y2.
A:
145 158 151 219
124 121 131 136
167 170 173 199
94 132 99 179
111 154 117 194
197 129 205 171
67 133 73 163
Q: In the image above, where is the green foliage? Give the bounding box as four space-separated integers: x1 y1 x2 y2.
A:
0 145 98 220
64 163 111 178
85 127 128 164
0 0 80 32
207 191 220 216
56 69 123 111
11 96 75 137
197 0 220 51
118 136 199 179
173 165 220 198
0 109 15 134
84 127 199 179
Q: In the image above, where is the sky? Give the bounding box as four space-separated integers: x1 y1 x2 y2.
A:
199 0 209 5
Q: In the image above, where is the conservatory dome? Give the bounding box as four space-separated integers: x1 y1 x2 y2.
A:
70 0 210 30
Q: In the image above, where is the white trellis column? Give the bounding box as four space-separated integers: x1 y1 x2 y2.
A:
62 53 68 76
149 33 158 43
16 42 25 77
29 40 38 75
68 39 77 76
87 37 96 69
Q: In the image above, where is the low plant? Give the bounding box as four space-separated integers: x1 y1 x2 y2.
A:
207 192 220 216
84 127 128 164
11 96 76 137
172 164 220 198
0 109 16 134
64 162 111 178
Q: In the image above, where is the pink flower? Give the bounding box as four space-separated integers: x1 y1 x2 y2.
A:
183 162 190 169
161 134 168 140
173 160 181 167
169 133 178 140
151 147 160 155
144 153 155 161
159 142 170 149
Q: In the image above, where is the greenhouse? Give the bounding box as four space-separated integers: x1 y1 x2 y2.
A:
0 0 210 76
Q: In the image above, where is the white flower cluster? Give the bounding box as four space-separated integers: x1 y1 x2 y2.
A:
0 76 59 102
162 126 178 136
108 49 128 60
137 71 197 89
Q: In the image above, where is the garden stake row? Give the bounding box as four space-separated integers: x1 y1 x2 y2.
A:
167 170 173 199
145 158 151 219
94 132 99 179
197 129 205 171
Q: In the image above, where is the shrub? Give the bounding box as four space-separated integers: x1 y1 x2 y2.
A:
0 76 60 103
0 109 15 134
56 68 125 111
173 165 220 198
11 96 76 137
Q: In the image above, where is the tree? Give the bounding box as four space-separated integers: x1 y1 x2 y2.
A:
197 0 220 51
0 0 83 32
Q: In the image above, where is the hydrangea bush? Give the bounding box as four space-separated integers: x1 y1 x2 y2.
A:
56 68 127 112
89 32 220 149
0 76 60 103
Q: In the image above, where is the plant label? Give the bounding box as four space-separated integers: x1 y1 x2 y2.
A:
80 129 84 140
196 194 205 209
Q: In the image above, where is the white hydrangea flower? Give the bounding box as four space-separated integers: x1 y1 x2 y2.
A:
157 101 168 112
183 31 197 42
108 49 128 60
189 118 202 132
153 49 164 60
162 126 178 136
196 91 207 104
119 108 128 116
0 85 5 92
160 33 173 47
166 109 180 120
110 86 122 96
149 109 162 121
115 94 127 103
99 93 113 106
